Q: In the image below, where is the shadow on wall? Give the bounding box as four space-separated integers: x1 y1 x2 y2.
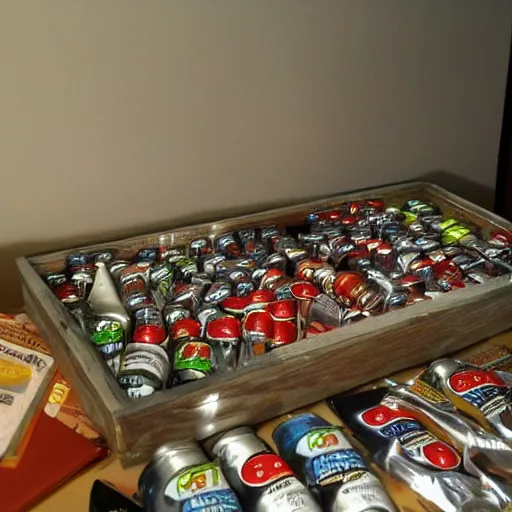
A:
420 170 495 210
1 171 495 312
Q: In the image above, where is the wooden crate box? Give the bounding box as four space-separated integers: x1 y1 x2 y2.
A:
17 182 512 465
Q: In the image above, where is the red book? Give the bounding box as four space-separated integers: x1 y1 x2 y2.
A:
0 412 108 512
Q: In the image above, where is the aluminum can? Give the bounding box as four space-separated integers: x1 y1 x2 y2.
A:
331 386 504 512
272 413 396 512
139 440 242 512
212 426 322 512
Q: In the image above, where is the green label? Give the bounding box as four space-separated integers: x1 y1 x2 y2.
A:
177 462 221 496
174 342 213 373
402 211 417 226
306 427 344 451
90 321 124 345
442 225 471 245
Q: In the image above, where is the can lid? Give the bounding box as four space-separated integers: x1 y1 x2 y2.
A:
212 427 255 453
212 426 263 459
138 441 209 511
152 440 207 467
140 440 208 489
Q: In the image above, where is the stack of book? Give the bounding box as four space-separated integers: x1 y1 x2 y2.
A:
0 313 109 512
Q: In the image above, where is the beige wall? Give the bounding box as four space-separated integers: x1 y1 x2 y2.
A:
0 1 511 309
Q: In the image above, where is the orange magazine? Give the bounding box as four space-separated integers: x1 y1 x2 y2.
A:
0 313 104 468
0 338 54 460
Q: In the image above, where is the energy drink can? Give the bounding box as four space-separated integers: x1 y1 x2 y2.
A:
422 358 512 442
383 375 512 473
169 318 216 385
331 388 462 471
139 440 243 512
212 426 322 512
330 387 504 511
272 413 396 512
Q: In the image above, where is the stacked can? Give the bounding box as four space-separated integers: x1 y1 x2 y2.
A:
113 258 171 397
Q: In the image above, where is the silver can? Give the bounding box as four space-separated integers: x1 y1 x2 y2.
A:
139 440 243 512
423 358 512 442
272 413 397 512
212 427 322 512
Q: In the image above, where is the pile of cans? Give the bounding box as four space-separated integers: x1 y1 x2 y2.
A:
45 197 512 398
139 420 396 512
138 349 512 511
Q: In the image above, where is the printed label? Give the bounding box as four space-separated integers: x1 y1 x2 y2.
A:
296 427 367 486
241 453 293 487
126 384 155 399
174 342 214 373
304 448 367 487
415 438 460 470
0 342 48 372
273 414 394 511
454 385 507 409
360 404 422 438
0 339 54 460
164 462 241 511
410 380 449 404
0 392 14 405
378 420 420 438
90 319 124 346
295 427 351 457
121 359 166 380
0 358 32 389
448 370 508 409
126 343 169 362
333 471 395 512
465 346 512 371
181 489 241 512
360 404 460 471
258 477 320 512
273 415 370 487
45 381 70 417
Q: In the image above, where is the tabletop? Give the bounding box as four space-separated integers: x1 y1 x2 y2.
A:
32 329 512 512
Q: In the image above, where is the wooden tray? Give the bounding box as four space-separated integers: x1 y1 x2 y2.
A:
17 181 512 466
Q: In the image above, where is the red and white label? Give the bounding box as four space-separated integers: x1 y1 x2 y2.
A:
448 369 507 394
240 453 293 487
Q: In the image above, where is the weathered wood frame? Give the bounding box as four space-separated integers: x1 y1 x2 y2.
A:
17 182 512 466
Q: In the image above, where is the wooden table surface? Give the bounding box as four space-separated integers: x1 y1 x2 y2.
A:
32 329 512 512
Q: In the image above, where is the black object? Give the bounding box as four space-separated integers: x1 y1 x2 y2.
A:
329 387 390 454
495 35 512 220
89 479 141 512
